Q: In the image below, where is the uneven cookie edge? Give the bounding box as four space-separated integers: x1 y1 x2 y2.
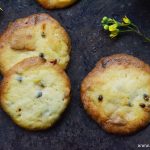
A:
81 53 150 135
0 13 71 74
0 57 71 131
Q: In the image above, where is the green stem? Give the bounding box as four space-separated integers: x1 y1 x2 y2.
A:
134 30 150 42
120 30 133 33
131 23 139 30
127 26 150 42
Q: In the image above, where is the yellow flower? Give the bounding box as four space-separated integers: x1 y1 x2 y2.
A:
109 24 118 32
110 31 119 38
123 16 131 24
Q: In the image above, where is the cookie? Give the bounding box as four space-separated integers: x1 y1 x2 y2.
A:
0 13 71 74
0 57 71 130
36 0 77 9
81 54 150 135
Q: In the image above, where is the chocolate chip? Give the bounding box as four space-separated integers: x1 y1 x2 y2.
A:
139 103 145 108
39 53 44 58
39 82 45 88
41 32 46 38
16 76 23 83
128 102 133 107
18 108 21 112
101 59 110 68
50 59 57 65
98 95 103 101
101 61 107 68
36 91 43 98
39 53 46 62
143 94 149 101
35 80 45 88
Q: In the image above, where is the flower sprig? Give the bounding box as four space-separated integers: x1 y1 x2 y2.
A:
101 16 150 42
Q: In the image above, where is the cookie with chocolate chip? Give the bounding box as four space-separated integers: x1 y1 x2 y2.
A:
81 54 150 135
0 13 71 74
0 57 71 130
36 0 77 9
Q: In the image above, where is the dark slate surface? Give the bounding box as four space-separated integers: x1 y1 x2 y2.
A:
0 0 150 150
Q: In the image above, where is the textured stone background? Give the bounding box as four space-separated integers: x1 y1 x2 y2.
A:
0 0 150 150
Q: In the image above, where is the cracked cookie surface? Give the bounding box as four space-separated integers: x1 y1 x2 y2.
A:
0 13 71 74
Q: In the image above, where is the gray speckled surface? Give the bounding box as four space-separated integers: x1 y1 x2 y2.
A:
0 0 150 150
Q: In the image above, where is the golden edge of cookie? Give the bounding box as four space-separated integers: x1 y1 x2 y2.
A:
36 0 78 9
81 53 150 135
0 57 71 131
0 13 71 74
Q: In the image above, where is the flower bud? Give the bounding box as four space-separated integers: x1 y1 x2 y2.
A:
104 25 109 30
123 16 131 24
102 16 108 23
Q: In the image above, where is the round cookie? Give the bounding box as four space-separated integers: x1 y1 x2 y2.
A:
0 57 71 130
36 0 77 9
81 54 150 135
0 13 71 74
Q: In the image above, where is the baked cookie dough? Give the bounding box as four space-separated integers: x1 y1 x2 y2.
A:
36 0 77 9
0 13 71 74
0 57 71 130
81 54 150 135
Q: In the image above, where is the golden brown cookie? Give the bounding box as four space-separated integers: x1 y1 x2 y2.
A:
0 13 71 74
36 0 77 9
81 54 150 135
0 57 71 130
